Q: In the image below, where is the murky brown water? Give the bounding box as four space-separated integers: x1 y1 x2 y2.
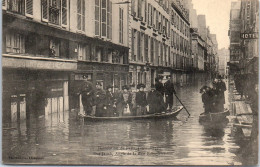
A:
2 80 258 165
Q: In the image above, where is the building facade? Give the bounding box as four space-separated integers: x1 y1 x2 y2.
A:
2 0 129 124
218 48 230 76
228 1 241 73
129 0 192 89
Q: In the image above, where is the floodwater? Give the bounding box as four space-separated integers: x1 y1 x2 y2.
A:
2 80 258 165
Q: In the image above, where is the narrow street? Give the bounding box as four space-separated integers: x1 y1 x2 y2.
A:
2 79 257 165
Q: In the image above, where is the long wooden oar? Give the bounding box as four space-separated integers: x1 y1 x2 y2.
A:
174 93 190 116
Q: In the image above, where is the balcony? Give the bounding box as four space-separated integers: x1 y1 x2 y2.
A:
2 54 77 71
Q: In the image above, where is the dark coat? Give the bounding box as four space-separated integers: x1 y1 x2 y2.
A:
155 82 165 95
81 82 95 107
95 89 106 107
136 91 147 107
106 91 114 106
147 90 166 113
121 92 132 105
164 80 176 95
216 81 226 104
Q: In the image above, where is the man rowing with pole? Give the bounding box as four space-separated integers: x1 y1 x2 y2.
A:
164 75 176 111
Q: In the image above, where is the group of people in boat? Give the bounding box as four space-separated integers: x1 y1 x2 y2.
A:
80 75 177 117
200 75 227 115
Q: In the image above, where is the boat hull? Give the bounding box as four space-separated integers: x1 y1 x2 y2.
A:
79 106 184 121
199 109 230 123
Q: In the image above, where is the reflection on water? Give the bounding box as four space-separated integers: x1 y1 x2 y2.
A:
2 81 257 165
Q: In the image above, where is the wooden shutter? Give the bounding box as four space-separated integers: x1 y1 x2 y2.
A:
61 0 68 27
101 0 107 37
77 0 81 30
25 0 33 17
131 29 135 61
95 0 100 36
82 0 85 31
144 0 147 22
2 0 6 10
41 0 48 22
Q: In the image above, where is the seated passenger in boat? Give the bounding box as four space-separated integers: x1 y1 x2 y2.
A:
147 84 166 114
120 85 133 116
136 84 148 115
105 85 116 117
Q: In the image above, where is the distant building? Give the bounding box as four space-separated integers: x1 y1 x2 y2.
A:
218 48 230 75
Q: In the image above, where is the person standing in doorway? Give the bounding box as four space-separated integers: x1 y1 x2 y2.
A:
164 76 176 110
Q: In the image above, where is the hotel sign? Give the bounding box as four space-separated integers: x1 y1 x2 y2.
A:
240 32 259 39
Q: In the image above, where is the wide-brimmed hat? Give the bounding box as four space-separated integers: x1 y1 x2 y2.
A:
200 86 208 93
122 85 129 90
137 83 146 89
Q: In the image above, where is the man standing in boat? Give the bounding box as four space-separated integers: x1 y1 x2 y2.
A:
164 75 176 110
215 75 226 112
105 85 115 117
113 85 122 116
155 76 165 96
81 80 95 116
147 84 166 114
136 84 148 115
95 82 107 117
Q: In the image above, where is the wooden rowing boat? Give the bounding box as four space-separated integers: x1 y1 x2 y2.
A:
199 109 230 123
79 106 184 121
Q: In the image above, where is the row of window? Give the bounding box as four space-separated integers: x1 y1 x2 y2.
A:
130 0 189 38
131 28 191 68
170 9 190 37
3 0 120 41
4 31 128 64
171 30 190 54
78 43 127 64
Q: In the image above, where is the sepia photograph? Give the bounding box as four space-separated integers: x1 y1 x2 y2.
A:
1 0 259 165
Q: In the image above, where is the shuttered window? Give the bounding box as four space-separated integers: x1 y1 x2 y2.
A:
131 29 135 61
77 0 85 31
144 34 148 62
5 31 25 54
107 0 112 39
42 0 48 21
150 38 153 63
95 0 100 36
137 31 141 61
119 8 123 44
41 0 67 25
25 0 33 17
101 0 107 37
7 0 25 15
95 0 112 39
61 0 67 26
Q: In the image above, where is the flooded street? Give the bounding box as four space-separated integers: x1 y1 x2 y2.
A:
2 80 257 165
